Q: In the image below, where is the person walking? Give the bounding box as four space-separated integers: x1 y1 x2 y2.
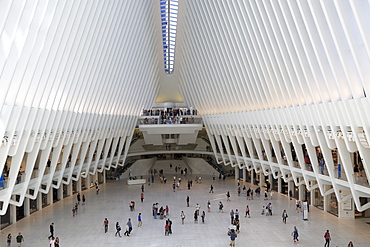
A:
226 191 231 201
347 241 354 247
48 223 54 239
219 201 224 212
209 185 214 193
229 229 237 247
127 218 133 235
75 203 78 215
140 193 144 203
201 211 205 224
82 194 86 205
103 218 109 233
6 233 11 246
207 200 211 212
181 211 185 224
282 210 288 224
124 223 130 237
324 230 331 247
292 226 299 243
72 206 76 217
245 205 250 218
115 222 122 237
16 232 24 246
138 213 143 228
77 192 81 205
141 184 144 193
186 196 190 207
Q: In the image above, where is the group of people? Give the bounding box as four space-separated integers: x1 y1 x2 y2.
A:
153 203 170 220
47 223 60 247
6 233 25 246
103 217 134 237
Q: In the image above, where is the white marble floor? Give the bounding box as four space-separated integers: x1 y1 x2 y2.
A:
1 173 370 247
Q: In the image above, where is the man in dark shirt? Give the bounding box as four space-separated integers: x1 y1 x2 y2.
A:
48 223 54 239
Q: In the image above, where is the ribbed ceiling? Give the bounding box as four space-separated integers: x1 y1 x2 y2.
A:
176 0 370 115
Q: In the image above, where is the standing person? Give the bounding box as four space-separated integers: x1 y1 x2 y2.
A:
245 205 250 218
186 196 190 207
115 222 122 237
164 222 169 236
219 201 224 213
141 184 144 193
72 206 76 217
289 190 293 200
140 193 144 203
230 209 235 224
95 182 99 194
166 205 169 215
229 229 237 247
195 203 200 215
207 200 211 212
16 233 24 246
138 213 142 228
103 218 109 233
194 210 198 223
55 237 60 247
48 223 54 240
209 184 214 193
226 191 231 201
127 218 133 235
237 186 241 196
292 226 299 243
6 233 11 246
347 241 354 247
324 230 331 247
270 190 274 200
181 211 186 224
201 211 205 224
167 219 173 234
49 237 55 247
172 183 176 192
82 194 86 205
264 190 268 200
282 210 288 224
75 203 78 215
77 192 81 204
235 209 239 221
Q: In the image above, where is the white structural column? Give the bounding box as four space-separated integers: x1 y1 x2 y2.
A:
242 168 247 182
24 197 30 217
234 167 239 180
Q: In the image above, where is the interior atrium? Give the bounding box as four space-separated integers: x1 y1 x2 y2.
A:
1 0 370 245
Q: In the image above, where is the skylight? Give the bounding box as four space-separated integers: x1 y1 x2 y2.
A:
160 0 179 74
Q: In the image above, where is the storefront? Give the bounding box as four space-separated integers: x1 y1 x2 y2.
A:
313 188 324 210
328 193 338 216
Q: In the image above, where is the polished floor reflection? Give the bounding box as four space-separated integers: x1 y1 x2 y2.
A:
2 173 370 247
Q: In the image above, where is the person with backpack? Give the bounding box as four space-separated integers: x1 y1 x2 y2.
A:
324 230 331 247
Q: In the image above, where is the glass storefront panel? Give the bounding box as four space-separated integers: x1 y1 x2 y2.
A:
328 193 338 216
